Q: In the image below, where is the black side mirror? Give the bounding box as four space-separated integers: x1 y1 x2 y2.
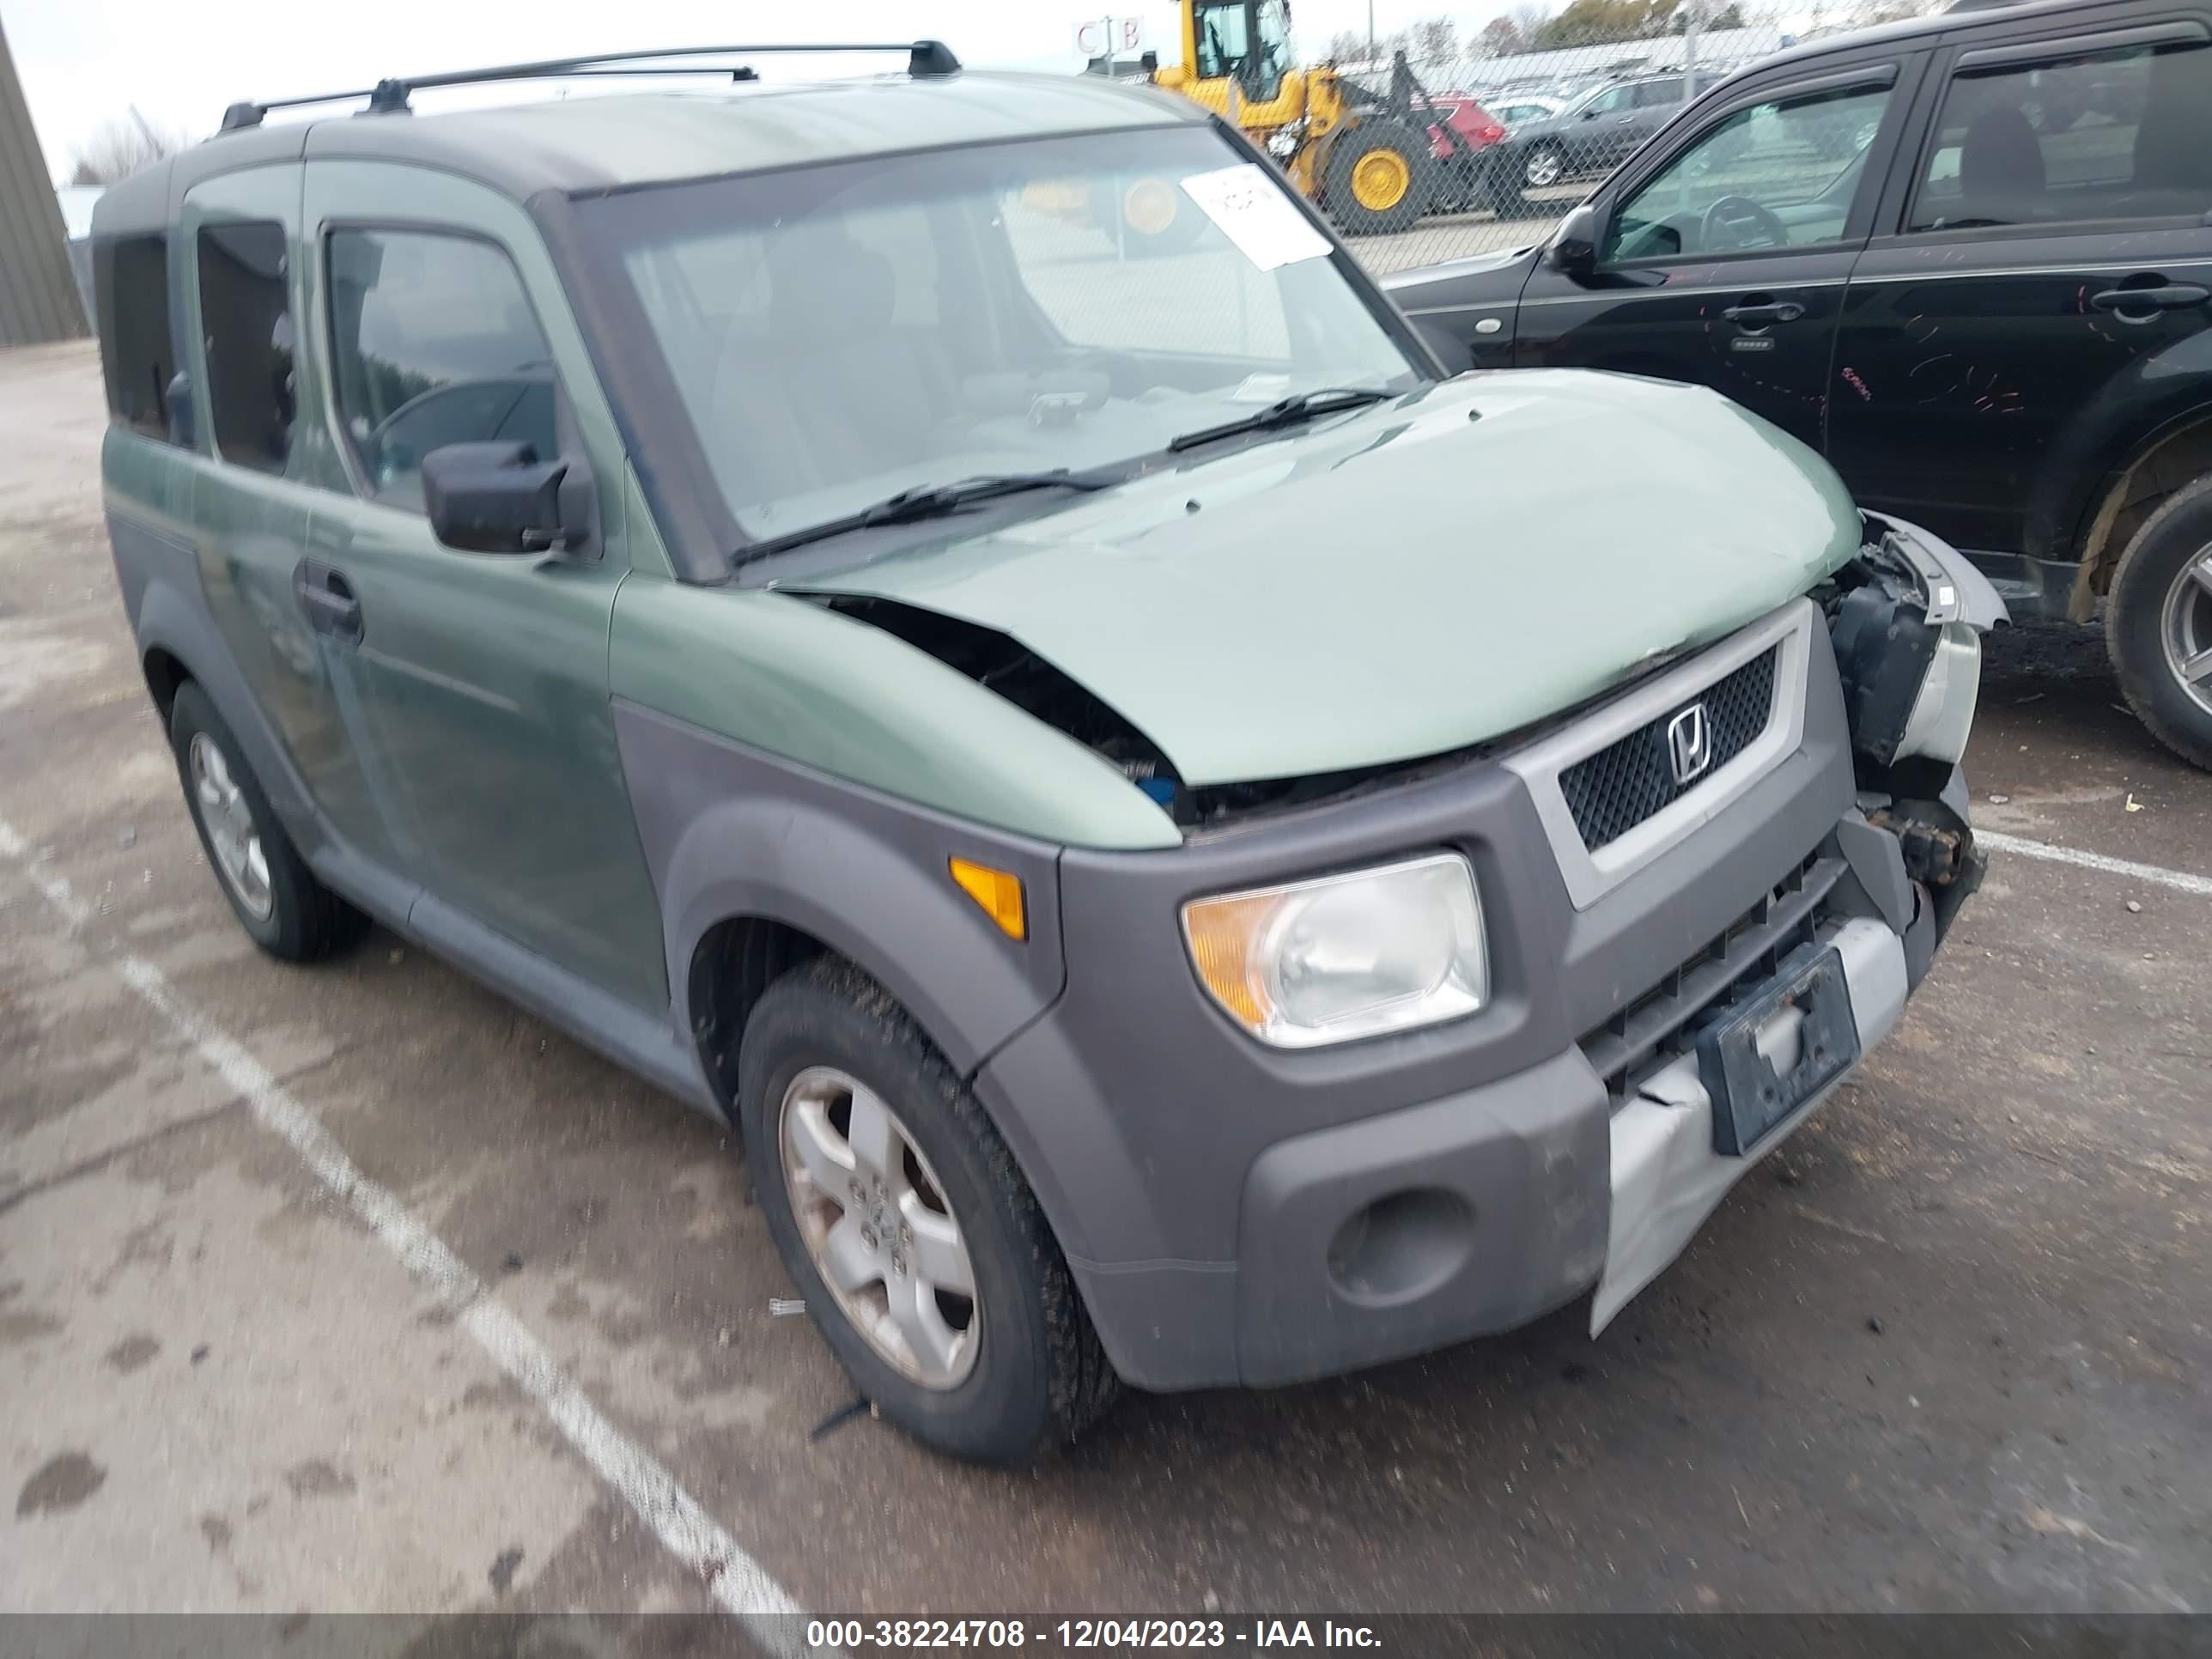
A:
422 441 593 556
1547 204 1600 274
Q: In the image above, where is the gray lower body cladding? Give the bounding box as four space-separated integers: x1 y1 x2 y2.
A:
976 604 1940 1392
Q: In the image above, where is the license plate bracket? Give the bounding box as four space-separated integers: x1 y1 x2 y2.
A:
1696 943 1859 1157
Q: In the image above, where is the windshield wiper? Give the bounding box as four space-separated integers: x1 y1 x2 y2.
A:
738 469 1117 561
1166 386 1399 453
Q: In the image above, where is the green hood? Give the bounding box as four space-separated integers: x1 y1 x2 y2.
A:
800 371 1861 787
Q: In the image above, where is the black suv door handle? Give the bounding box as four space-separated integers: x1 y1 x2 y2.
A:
294 561 363 644
1723 300 1806 326
2089 283 2210 314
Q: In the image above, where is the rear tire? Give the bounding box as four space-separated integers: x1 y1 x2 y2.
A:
1325 122 1437 236
167 681 368 961
737 957 1119 1463
2106 476 2212 771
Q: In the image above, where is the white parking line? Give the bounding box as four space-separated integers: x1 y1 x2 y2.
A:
0 818 812 1646
1979 830 2212 899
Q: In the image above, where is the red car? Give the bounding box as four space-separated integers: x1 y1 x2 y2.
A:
1425 94 1505 159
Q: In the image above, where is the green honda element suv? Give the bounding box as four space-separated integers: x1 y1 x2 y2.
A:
93 40 2002 1462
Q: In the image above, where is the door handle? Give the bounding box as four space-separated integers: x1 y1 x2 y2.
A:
2089 283 2209 315
294 561 363 644
1723 300 1806 326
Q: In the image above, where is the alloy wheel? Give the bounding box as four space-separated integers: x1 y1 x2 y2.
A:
190 732 273 921
2162 542 2212 719
778 1065 980 1388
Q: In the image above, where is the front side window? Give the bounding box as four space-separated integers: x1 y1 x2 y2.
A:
1583 85 1636 115
587 125 1421 557
325 229 557 510
1604 83 1893 260
95 234 180 444
1909 38 2212 231
198 221 295 474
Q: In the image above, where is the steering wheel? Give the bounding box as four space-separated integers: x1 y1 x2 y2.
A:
1699 195 1790 253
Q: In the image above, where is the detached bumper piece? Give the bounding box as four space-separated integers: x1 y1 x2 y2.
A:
1593 915 1909 1333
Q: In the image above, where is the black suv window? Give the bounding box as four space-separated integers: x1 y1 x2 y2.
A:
1909 36 2212 230
198 222 294 474
1606 82 1893 260
94 234 181 445
1633 78 1686 108
325 229 556 510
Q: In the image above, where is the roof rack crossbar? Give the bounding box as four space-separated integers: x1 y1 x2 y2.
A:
219 39 959 132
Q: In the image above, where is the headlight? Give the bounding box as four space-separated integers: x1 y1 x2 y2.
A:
1182 852 1487 1048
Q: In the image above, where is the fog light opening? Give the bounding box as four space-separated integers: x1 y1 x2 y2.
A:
1326 1188 1476 1306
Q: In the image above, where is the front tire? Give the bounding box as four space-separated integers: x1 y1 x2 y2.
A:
2106 476 2212 771
737 957 1118 1463
167 681 367 960
1325 122 1437 236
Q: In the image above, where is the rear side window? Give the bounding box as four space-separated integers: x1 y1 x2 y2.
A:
94 234 179 444
325 228 556 511
1909 37 2212 230
198 221 295 474
1634 79 1686 108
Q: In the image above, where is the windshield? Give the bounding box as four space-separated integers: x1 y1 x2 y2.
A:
1194 0 1292 93
580 125 1421 554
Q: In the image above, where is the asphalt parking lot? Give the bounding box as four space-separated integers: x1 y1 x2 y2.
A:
2 339 2207 1622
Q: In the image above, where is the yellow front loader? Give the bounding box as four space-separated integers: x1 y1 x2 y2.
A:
1150 0 1462 235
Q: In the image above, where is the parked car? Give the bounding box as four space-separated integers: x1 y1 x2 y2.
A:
1481 71 1716 201
1422 93 1512 210
94 40 1996 1464
1487 92 1567 131
1388 0 2212 768
1425 93 1507 161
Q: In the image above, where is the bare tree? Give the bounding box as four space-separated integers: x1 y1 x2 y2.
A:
67 113 186 188
1477 15 1528 52
1407 15 1461 60
1325 27 1369 59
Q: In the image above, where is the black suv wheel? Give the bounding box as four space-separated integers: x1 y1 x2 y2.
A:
737 957 1118 1463
2107 477 2212 771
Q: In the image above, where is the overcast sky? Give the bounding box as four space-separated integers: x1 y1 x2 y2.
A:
7 0 1518 183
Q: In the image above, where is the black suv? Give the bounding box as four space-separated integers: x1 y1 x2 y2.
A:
1389 0 2212 768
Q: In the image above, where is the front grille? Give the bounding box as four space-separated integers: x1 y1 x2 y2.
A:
1558 647 1779 851
1578 848 1844 1103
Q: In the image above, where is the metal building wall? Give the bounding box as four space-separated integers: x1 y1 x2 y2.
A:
0 16 87 344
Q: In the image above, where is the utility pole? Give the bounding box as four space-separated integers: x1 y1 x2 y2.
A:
1367 0 1377 58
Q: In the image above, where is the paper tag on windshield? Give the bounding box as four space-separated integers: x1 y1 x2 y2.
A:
1178 164 1332 271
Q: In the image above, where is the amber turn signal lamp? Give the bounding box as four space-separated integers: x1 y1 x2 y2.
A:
950 857 1027 940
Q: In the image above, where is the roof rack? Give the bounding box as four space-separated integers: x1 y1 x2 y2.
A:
217 40 961 132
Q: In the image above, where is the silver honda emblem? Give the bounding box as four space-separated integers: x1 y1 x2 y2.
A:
1667 703 1713 786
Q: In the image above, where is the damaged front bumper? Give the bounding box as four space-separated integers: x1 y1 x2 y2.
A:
975 522 2002 1394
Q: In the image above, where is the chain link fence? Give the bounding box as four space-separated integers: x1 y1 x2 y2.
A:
1303 1 1941 276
